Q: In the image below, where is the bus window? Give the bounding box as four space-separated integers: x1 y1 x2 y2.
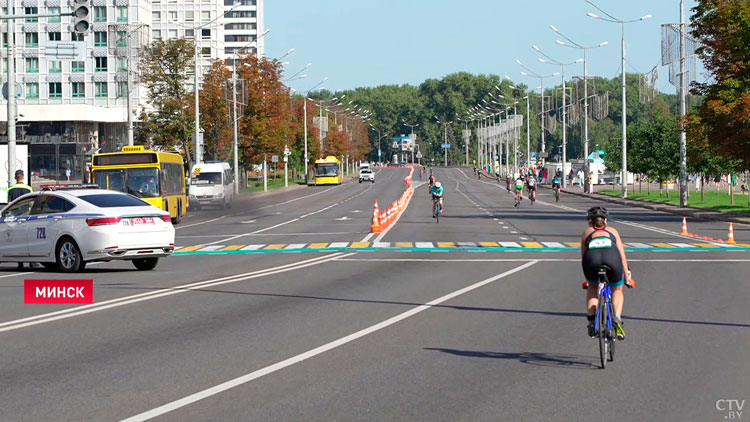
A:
314 164 339 177
93 169 125 192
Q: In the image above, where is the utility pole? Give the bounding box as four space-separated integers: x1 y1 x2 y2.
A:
679 0 688 207
6 9 16 187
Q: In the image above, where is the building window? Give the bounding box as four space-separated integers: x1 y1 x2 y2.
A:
25 7 38 22
95 82 108 97
168 29 177 39
225 23 256 30
25 33 39 47
72 61 85 72
95 56 107 72
116 6 127 22
116 31 127 47
225 34 254 43
94 31 107 47
185 29 194 38
48 7 61 23
152 11 160 21
25 57 38 73
225 0 255 4
168 11 177 22
117 57 127 71
49 61 62 73
227 10 256 18
48 32 61 41
26 83 39 98
72 32 84 41
94 6 106 22
185 10 194 22
152 29 161 39
201 11 210 21
72 82 85 97
201 47 210 57
49 82 62 98
201 28 210 40
117 81 127 97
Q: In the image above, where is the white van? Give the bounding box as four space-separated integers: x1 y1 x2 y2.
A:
189 162 234 209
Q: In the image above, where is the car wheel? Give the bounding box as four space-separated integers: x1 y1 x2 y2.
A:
132 258 159 271
359 180 362 183
56 237 85 273
171 199 182 224
41 262 58 270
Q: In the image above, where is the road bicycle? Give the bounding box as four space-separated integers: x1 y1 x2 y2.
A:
553 185 560 203
582 266 634 369
433 197 442 223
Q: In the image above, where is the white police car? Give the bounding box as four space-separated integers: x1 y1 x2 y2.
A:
0 185 175 272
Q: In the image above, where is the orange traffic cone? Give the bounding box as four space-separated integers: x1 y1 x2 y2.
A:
727 223 737 245
371 200 382 233
680 217 689 235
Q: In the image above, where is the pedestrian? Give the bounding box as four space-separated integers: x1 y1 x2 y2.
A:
8 169 32 202
65 167 71 181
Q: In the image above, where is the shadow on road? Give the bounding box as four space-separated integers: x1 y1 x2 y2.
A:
424 348 598 369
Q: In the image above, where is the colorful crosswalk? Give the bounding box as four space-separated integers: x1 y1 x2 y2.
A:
173 241 750 254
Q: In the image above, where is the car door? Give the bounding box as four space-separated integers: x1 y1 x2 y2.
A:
0 196 36 258
27 194 74 258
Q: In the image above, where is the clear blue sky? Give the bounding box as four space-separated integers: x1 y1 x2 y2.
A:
266 0 700 94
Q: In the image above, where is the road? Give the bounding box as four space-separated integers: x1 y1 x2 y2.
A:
1 167 748 422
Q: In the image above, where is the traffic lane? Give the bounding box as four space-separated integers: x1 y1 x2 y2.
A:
156 254 750 422
0 248 334 324
0 253 522 421
174 168 404 244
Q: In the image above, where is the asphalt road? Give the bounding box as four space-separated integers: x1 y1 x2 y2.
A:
0 167 748 422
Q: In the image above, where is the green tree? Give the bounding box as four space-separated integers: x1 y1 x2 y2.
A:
628 106 681 196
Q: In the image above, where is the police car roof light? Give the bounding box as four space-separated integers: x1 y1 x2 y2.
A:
40 184 100 191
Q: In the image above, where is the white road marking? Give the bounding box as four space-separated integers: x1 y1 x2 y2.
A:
373 242 391 248
241 220 257 224
175 216 226 230
119 261 539 422
335 216 351 221
205 219 301 245
328 242 349 248
415 242 435 248
541 242 566 248
626 242 653 248
499 241 522 248
240 245 264 251
197 245 224 252
284 243 307 250
0 253 352 333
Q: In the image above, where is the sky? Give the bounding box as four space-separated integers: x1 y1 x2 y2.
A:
265 0 702 95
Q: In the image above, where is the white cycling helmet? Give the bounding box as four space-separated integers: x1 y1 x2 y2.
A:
435 182 442 188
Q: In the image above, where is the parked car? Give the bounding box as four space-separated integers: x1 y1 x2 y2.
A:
359 169 375 183
0 186 175 272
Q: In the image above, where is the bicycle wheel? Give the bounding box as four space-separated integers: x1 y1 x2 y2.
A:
598 294 608 369
436 202 440 223
608 301 616 362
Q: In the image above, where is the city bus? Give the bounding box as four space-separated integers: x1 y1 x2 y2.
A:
91 146 188 223
314 156 342 185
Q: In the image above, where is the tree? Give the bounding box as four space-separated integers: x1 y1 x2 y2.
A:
628 106 681 196
192 60 233 162
690 0 750 169
136 38 195 165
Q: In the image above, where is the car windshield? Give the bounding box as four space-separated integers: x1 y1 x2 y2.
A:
315 164 339 177
93 168 160 198
78 194 150 207
192 172 222 185
361 170 372 174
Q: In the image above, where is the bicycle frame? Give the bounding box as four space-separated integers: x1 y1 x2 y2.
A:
594 281 613 335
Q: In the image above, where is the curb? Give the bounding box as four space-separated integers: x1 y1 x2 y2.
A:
553 186 750 226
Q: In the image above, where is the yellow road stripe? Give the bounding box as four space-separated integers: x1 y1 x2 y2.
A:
218 245 246 251
521 241 543 248
479 242 499 247
565 242 581 248
395 242 413 247
437 242 455 248
263 244 286 250
693 243 719 248
308 243 328 249
177 245 204 252
651 243 674 248
350 242 370 248
736 243 750 247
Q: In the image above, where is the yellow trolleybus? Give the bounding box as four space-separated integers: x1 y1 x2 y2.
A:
91 146 188 223
313 156 343 185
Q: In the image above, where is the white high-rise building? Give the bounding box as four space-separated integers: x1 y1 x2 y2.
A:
222 0 264 62
0 0 151 181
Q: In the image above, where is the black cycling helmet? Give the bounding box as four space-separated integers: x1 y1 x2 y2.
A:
587 206 608 221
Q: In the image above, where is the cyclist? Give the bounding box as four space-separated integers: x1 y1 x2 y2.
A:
514 174 525 207
431 181 444 217
526 170 537 203
506 174 512 193
551 170 562 201
419 167 424 179
581 206 631 340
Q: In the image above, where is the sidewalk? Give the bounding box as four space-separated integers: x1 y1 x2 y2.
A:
553 185 750 226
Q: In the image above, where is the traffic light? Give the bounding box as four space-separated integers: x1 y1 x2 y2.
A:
72 0 91 34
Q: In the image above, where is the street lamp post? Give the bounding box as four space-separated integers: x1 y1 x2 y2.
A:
550 24 607 193
301 80 327 184
533 45 583 188
402 120 419 164
587 0 652 198
518 60 559 167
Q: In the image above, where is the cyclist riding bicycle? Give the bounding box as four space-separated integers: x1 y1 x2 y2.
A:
526 170 537 202
431 181 444 217
514 174 525 206
581 206 631 340
427 173 436 193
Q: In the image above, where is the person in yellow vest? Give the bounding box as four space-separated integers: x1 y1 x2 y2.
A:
8 169 32 202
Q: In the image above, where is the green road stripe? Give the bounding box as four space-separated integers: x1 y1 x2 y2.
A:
174 246 750 255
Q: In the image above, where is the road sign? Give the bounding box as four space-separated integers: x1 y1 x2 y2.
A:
531 152 537 160
271 155 279 163
416 152 422 159
441 144 451 148
538 152 549 158
378 149 382 157
283 146 291 156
